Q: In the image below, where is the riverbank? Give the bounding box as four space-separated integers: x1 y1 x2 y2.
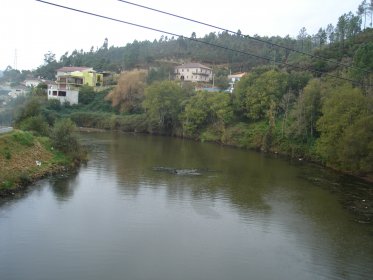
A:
0 130 82 196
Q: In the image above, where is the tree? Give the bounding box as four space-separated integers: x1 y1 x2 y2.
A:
326 24 335 44
142 81 184 134
336 14 348 44
102 38 108 50
106 70 147 113
287 79 322 141
51 118 80 156
317 28 327 46
44 51 56 64
182 91 233 137
316 84 371 173
236 69 288 120
350 42 373 86
297 27 308 51
338 115 373 174
357 1 368 29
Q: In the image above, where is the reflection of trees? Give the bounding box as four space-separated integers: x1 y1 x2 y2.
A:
93 132 373 278
50 170 79 202
101 132 294 216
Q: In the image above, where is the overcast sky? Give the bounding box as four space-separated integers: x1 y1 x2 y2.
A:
0 0 363 71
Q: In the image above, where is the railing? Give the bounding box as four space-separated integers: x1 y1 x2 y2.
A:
192 72 210 76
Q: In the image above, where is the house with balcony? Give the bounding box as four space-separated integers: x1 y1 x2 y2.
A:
48 66 104 104
174 63 212 83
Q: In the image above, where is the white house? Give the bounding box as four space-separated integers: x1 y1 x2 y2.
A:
227 72 246 93
47 66 92 105
24 79 41 87
174 63 212 82
47 84 78 105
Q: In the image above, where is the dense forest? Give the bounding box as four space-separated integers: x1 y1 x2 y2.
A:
3 1 373 179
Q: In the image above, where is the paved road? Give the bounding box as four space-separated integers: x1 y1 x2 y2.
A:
0 127 13 134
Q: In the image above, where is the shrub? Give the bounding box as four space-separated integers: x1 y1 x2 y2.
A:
19 115 50 136
51 118 79 155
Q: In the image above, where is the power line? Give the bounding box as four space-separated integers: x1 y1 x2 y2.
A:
35 0 370 87
117 0 372 75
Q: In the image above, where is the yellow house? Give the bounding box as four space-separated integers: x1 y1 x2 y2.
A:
48 67 105 104
56 67 103 88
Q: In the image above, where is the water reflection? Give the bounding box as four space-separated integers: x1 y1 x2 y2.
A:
49 170 80 202
87 132 373 277
0 131 372 280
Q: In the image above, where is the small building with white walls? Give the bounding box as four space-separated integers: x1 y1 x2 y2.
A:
227 72 246 93
47 85 78 105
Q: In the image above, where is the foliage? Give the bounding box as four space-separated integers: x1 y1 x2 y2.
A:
316 85 373 174
50 118 80 156
11 131 35 147
78 85 96 105
234 69 289 120
287 79 323 141
213 68 230 90
106 70 147 113
14 97 43 126
19 115 50 136
350 41 373 84
0 66 30 84
142 81 185 134
147 65 175 84
182 91 233 137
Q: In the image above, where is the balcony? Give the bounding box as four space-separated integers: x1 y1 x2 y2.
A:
57 76 83 86
192 72 210 76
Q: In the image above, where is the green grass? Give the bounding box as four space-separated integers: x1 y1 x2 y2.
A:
11 131 35 146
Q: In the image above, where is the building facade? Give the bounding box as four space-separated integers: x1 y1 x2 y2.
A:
174 63 212 82
48 66 104 104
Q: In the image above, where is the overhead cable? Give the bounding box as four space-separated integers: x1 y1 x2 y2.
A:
117 0 372 75
35 0 370 87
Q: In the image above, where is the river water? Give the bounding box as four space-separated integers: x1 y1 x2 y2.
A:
1 132 372 280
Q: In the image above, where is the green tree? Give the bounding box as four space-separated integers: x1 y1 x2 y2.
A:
338 115 373 174
182 91 233 137
316 84 372 173
142 81 184 134
51 118 80 156
236 69 288 120
288 79 322 141
350 42 373 86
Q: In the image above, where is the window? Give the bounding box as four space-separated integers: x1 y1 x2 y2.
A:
58 91 66 97
53 91 57 96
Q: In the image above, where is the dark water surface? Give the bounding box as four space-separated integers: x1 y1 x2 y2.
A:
1 132 372 280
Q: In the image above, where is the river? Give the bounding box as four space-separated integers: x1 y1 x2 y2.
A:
0 132 372 280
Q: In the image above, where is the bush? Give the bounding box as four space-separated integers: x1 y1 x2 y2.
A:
19 115 50 136
51 118 79 155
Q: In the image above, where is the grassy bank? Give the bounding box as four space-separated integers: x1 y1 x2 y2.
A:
0 130 79 195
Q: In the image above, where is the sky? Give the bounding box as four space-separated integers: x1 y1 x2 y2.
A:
0 0 363 71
